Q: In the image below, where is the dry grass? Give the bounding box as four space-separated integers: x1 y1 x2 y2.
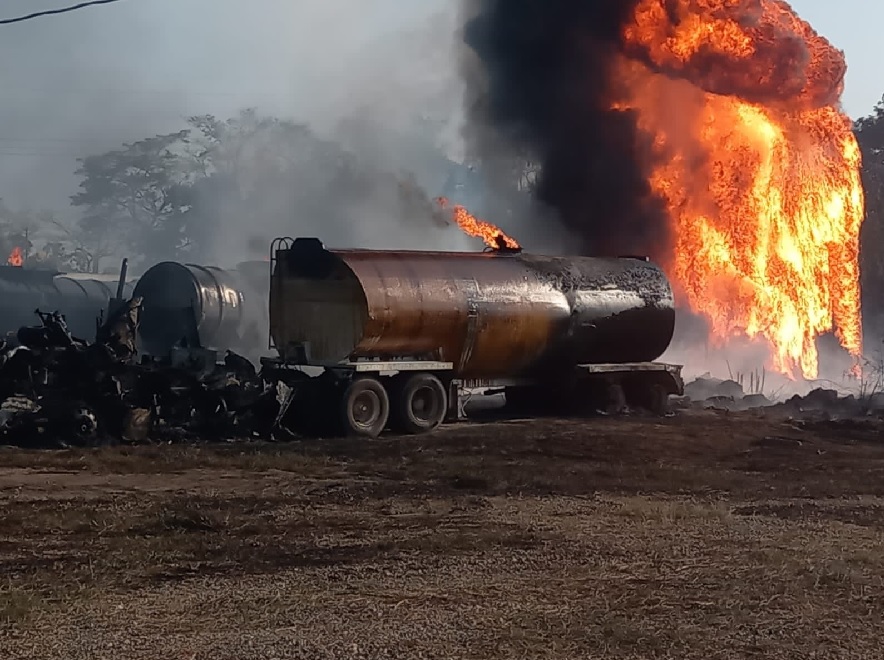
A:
1 411 884 658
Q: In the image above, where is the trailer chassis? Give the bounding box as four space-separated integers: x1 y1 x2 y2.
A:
260 357 684 439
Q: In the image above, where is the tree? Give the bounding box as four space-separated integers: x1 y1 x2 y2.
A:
855 97 884 346
47 214 120 274
0 200 59 267
66 107 473 266
183 110 381 260
70 131 194 266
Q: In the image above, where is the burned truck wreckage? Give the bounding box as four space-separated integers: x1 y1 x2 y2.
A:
0 264 136 343
0 238 683 446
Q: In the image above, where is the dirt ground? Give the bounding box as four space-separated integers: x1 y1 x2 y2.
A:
2 409 884 659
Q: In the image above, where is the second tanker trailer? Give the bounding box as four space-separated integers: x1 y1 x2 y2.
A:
262 237 684 438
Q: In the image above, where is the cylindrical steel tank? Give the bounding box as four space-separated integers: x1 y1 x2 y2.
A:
134 261 269 356
53 275 136 337
269 238 676 379
0 266 136 342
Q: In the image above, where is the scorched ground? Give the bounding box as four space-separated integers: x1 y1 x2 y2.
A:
2 411 884 658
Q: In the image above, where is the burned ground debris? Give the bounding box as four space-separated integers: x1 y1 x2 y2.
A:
0 297 879 448
0 301 280 447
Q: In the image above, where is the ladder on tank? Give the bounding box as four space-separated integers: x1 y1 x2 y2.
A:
267 237 294 352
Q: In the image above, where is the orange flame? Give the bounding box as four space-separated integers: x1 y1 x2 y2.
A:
7 247 23 267
614 0 863 379
435 197 521 250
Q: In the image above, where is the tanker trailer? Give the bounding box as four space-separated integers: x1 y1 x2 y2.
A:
133 261 269 359
0 265 136 343
263 237 684 438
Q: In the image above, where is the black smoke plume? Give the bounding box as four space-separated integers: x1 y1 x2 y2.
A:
460 0 670 258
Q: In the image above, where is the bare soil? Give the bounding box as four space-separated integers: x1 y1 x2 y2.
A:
2 409 884 659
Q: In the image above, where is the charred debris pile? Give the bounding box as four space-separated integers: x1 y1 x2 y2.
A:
679 375 884 420
2 298 879 448
0 300 283 448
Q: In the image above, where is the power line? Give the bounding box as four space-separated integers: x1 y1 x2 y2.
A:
0 0 129 25
0 137 120 143
0 86 290 97
0 152 81 157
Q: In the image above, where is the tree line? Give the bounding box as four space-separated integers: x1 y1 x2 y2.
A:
1 100 883 345
0 109 473 273
854 97 884 344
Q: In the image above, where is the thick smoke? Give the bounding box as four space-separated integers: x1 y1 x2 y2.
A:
460 0 670 259
459 0 848 260
0 0 479 267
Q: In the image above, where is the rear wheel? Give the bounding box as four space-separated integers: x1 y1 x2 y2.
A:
647 383 670 416
605 382 627 415
390 373 448 435
340 377 389 438
624 378 671 417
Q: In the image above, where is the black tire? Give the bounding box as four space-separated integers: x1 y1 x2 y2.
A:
648 384 670 416
626 380 671 417
339 377 389 439
389 373 448 435
605 382 627 415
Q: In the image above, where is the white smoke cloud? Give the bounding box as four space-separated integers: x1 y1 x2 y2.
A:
0 0 475 246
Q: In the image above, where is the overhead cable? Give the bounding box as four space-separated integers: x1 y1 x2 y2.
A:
0 0 129 26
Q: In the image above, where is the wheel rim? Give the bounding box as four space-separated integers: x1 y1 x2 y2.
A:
352 390 381 428
410 386 440 423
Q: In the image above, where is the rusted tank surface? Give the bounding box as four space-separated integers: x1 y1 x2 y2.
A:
134 261 269 356
269 238 676 379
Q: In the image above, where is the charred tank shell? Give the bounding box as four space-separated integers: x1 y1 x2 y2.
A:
269 238 676 379
517 253 675 371
134 261 269 356
134 262 243 355
0 266 135 342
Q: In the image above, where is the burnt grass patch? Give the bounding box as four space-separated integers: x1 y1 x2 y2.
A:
3 412 884 657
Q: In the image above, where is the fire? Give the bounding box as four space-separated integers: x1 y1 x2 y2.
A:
435 197 521 250
7 247 23 267
614 0 864 379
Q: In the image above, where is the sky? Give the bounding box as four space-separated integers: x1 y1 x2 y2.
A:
788 0 880 117
0 0 453 211
0 0 876 213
